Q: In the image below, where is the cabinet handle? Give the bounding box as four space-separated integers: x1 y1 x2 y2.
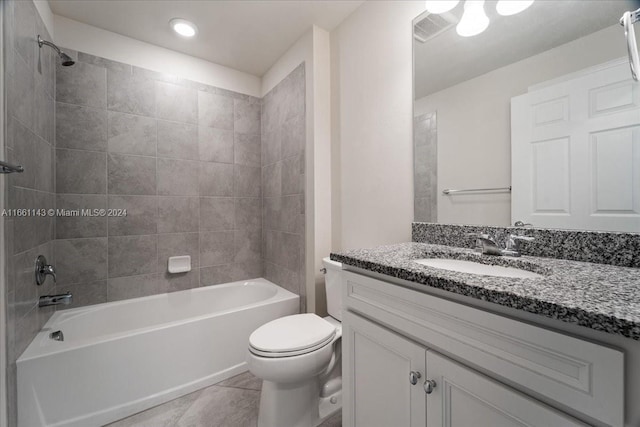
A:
409 371 422 385
423 379 437 394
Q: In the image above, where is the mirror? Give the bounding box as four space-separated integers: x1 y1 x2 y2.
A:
413 0 640 232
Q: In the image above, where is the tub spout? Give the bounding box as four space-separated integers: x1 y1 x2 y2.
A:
39 292 72 307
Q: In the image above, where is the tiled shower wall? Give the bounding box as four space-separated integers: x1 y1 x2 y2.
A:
414 111 437 222
54 50 263 308
3 0 57 425
262 64 306 312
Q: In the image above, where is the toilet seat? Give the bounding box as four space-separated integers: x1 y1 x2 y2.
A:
249 313 336 358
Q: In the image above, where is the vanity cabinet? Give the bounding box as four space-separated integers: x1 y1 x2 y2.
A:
342 270 624 427
344 310 584 427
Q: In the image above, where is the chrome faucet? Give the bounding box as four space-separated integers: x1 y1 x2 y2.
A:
39 292 73 307
502 234 535 257
469 233 534 257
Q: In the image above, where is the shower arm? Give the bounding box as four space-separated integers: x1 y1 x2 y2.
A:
37 35 62 55
620 8 640 81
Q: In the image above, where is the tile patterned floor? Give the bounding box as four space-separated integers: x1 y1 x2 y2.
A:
107 371 342 427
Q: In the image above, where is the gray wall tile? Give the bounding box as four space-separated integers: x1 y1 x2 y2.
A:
79 53 131 74
108 153 157 195
108 111 156 156
262 163 280 198
157 197 199 233
55 238 108 285
235 165 261 198
234 99 260 134
281 154 304 195
107 69 155 116
156 81 197 123
56 149 107 194
8 117 37 189
108 195 158 236
33 80 54 143
199 162 234 196
157 120 198 160
234 230 261 263
200 198 235 231
159 269 200 293
198 91 233 129
56 194 108 239
235 198 261 231
200 264 235 286
281 114 304 159
7 53 35 128
199 126 234 163
14 0 36 70
234 133 261 167
56 102 107 151
157 158 199 196
108 274 159 302
108 235 158 278
33 138 53 192
57 60 106 109
200 231 234 267
158 233 199 272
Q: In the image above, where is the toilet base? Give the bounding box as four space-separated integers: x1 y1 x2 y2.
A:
257 379 342 427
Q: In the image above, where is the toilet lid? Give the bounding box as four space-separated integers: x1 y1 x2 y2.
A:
249 313 336 356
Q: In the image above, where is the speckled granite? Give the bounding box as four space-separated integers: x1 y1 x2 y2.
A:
412 222 640 268
331 243 640 340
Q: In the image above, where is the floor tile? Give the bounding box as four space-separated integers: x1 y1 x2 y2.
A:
217 371 262 391
176 386 259 427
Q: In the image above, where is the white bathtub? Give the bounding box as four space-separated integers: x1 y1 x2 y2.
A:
17 278 299 427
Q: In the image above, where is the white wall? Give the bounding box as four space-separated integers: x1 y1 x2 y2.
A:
34 1 54 37
331 1 424 250
53 15 261 97
415 24 630 227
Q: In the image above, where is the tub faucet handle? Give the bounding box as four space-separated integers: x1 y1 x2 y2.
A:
35 255 56 285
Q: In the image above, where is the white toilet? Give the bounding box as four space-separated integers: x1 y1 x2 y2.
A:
247 257 343 427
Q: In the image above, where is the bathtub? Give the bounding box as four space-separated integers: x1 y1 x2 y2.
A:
17 278 299 427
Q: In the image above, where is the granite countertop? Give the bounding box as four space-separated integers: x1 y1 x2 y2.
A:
331 242 640 340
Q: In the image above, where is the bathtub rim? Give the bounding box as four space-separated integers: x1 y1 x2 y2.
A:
18 277 299 362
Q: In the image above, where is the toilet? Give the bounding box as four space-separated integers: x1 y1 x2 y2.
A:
247 257 343 427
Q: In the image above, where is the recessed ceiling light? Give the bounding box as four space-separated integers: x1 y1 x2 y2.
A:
496 0 535 16
170 18 198 38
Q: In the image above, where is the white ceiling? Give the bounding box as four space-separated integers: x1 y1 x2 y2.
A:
49 0 365 77
414 0 636 99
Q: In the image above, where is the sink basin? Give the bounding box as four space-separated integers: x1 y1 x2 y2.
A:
414 258 543 279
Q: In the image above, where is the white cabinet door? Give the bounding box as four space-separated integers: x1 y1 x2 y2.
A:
343 311 426 427
512 59 640 232
425 351 586 427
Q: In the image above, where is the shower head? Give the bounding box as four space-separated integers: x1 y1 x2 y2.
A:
37 35 75 66
59 52 75 67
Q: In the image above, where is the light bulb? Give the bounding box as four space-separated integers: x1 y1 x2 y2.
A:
425 0 460 14
496 0 534 16
456 0 489 37
170 18 198 38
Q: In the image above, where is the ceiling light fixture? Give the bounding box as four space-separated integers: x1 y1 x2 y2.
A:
170 18 198 38
425 0 460 15
496 0 535 16
456 0 489 37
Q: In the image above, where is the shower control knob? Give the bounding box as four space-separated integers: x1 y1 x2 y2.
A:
423 379 437 394
409 371 421 385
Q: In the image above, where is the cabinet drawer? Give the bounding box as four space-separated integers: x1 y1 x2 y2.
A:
343 271 624 427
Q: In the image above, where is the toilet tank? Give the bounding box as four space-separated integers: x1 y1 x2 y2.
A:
322 257 343 321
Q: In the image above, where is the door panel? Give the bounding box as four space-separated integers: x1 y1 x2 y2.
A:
426 351 586 427
343 311 426 427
